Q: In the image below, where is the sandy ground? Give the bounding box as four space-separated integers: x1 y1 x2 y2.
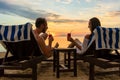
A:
0 53 120 80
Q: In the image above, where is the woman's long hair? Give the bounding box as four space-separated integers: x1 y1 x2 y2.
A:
88 17 101 44
89 17 101 32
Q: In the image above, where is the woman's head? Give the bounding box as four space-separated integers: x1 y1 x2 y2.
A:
88 17 101 32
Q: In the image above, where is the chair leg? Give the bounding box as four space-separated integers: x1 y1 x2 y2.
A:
0 69 4 77
53 51 56 72
68 53 71 69
119 66 120 76
0 58 4 77
89 63 95 80
56 52 60 78
74 51 77 77
64 53 67 65
32 64 37 80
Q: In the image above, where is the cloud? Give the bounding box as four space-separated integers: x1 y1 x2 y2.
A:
0 1 61 20
48 18 87 23
85 0 91 2
55 0 73 4
0 0 87 23
0 1 40 19
106 11 120 17
112 11 120 16
96 1 120 11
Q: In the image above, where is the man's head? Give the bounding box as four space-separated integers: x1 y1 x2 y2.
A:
35 17 48 33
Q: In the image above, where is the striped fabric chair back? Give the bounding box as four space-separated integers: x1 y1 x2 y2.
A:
0 23 43 59
88 26 120 50
0 23 32 42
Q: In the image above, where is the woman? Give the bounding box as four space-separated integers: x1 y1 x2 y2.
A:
68 17 116 59
67 17 101 54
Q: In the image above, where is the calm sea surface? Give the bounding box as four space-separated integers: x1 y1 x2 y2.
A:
1 36 120 53
0 36 84 52
52 36 83 48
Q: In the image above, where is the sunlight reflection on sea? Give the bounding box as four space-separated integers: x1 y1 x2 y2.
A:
51 36 83 48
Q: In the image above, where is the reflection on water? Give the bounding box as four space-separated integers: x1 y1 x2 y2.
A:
48 36 84 48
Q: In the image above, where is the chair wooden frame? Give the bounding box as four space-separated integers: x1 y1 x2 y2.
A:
0 30 44 80
77 43 120 80
83 50 120 80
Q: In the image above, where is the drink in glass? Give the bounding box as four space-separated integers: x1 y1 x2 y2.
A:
67 33 71 41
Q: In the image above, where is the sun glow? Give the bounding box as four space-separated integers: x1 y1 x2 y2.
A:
49 32 56 37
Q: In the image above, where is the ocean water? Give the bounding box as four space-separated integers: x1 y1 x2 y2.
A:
0 36 84 52
1 36 120 53
52 36 83 48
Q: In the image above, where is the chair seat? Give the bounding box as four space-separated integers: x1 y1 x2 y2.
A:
83 55 120 69
0 56 43 70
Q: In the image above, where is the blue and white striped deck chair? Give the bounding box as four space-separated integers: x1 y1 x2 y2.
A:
84 26 120 80
0 22 43 59
0 23 43 80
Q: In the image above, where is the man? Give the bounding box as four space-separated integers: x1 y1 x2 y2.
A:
33 17 54 58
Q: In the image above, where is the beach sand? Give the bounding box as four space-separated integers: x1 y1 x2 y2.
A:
0 53 120 80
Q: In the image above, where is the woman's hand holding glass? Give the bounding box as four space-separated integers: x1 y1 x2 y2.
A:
67 33 74 42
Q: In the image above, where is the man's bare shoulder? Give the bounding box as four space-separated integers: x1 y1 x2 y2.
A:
33 30 43 40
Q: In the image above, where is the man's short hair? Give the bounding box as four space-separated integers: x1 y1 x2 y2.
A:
35 17 47 28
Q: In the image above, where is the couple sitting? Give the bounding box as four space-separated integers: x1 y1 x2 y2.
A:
34 17 119 60
34 17 98 58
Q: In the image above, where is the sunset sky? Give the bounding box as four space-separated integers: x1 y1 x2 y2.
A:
0 0 120 37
